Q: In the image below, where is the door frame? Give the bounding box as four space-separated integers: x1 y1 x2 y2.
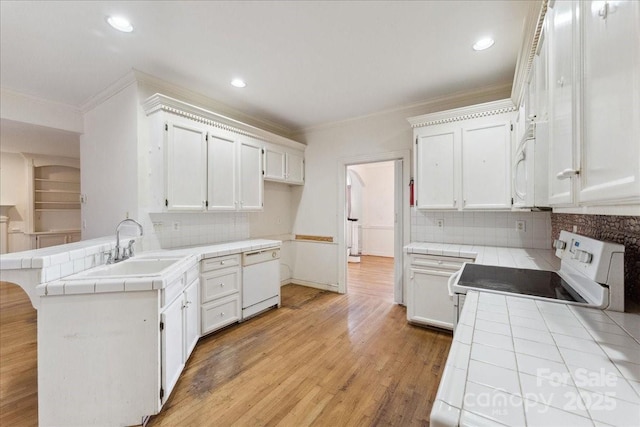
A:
337 150 411 304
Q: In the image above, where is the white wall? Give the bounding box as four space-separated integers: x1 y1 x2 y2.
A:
291 88 511 288
349 162 395 257
80 83 139 239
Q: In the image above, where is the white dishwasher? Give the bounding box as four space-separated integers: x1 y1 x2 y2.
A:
242 248 281 319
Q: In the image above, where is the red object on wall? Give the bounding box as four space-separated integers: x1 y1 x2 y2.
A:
409 179 414 206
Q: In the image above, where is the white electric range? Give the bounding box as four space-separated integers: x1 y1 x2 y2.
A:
450 231 625 330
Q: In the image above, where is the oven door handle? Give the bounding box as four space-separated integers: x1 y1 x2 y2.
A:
448 269 462 297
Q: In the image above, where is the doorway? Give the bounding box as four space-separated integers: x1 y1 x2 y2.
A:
337 150 410 304
346 162 395 301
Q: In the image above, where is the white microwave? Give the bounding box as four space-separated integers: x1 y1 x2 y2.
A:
512 120 549 208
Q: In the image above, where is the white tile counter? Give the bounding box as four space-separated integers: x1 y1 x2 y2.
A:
431 291 640 427
0 237 280 306
404 242 560 271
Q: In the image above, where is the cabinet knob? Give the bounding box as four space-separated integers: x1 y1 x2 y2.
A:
220 312 225 317
219 283 225 287
557 77 565 87
221 261 225 265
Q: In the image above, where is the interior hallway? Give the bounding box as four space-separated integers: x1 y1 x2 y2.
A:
347 255 395 302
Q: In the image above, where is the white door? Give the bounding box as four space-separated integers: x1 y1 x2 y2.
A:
166 122 207 211
263 147 286 181
207 133 237 211
461 122 511 209
408 268 454 330
183 279 199 361
286 152 305 184
547 1 577 205
161 295 184 402
238 139 263 210
393 159 403 304
415 130 457 209
579 0 640 205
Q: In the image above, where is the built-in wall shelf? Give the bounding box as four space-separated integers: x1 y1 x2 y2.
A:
24 155 82 241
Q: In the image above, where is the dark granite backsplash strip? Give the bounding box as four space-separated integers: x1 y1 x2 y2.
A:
551 214 640 305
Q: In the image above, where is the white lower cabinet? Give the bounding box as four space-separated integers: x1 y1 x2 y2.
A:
407 254 474 330
160 267 200 403
200 254 242 335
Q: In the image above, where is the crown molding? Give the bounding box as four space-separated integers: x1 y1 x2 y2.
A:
142 93 305 151
80 71 138 113
133 70 296 138
407 98 516 128
295 81 512 135
511 0 548 107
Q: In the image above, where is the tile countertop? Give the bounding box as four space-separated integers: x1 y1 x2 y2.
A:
404 242 560 271
431 291 640 427
0 237 280 301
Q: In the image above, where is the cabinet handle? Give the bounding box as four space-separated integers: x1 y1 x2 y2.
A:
557 77 565 87
453 199 457 207
220 312 225 317
219 283 225 287
556 168 579 180
220 261 225 265
598 2 609 19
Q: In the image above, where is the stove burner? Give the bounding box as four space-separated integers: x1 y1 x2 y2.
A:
457 264 586 303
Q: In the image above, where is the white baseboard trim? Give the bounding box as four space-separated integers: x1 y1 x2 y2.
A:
282 279 340 293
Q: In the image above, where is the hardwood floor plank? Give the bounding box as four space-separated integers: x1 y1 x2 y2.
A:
0 257 452 427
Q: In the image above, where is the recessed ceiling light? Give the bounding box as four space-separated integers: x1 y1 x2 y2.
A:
473 37 494 51
231 78 247 88
107 16 133 33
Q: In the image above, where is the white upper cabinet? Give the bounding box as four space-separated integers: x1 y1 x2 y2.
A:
461 121 512 209
409 100 515 211
415 128 457 209
547 0 578 206
579 0 640 205
263 143 305 185
238 138 264 210
207 132 237 211
143 94 305 213
165 121 208 211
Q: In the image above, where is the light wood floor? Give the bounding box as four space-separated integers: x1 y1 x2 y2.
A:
347 255 395 301
0 262 452 426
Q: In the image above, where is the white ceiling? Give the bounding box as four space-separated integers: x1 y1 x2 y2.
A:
0 1 532 132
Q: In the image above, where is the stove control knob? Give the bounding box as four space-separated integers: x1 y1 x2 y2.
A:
553 239 567 250
574 249 593 264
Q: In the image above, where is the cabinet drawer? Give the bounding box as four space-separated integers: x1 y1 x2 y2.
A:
201 268 240 303
201 254 241 272
201 295 240 335
162 274 185 307
410 255 474 271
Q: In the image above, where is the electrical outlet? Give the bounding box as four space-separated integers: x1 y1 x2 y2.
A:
572 225 578 232
153 222 163 232
172 221 180 232
516 220 526 232
436 219 444 228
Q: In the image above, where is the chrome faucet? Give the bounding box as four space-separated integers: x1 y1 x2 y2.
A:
109 218 144 264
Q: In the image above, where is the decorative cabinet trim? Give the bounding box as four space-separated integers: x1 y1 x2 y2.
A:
407 99 516 128
143 93 305 151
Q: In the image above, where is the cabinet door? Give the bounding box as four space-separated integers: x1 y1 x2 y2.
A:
161 295 184 403
238 139 263 210
535 30 549 121
461 122 511 209
415 130 457 209
263 147 286 181
183 279 199 362
286 152 305 184
547 1 578 205
579 0 640 204
166 121 207 211
407 268 454 330
207 133 237 210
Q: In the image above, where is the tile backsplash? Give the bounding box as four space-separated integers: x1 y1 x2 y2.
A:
411 210 552 249
551 214 640 306
147 212 249 249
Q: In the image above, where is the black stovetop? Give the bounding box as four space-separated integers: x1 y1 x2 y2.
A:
457 264 586 303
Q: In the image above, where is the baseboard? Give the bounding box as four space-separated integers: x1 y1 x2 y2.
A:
282 279 340 293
